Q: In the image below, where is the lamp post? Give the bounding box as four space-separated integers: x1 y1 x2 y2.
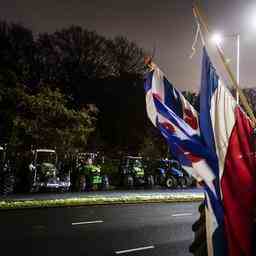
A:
236 33 240 104
211 33 240 104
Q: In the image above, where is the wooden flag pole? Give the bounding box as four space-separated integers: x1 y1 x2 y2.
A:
193 2 256 127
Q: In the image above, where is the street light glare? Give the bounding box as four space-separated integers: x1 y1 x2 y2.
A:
211 33 223 45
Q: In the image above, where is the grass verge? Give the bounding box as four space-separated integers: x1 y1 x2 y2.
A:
0 193 204 210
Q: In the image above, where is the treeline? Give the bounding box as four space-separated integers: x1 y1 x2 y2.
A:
0 21 168 157
2 21 255 158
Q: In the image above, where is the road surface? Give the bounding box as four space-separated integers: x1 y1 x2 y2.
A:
0 202 200 255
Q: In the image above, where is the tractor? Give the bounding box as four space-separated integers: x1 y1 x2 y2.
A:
154 159 194 188
75 152 109 191
119 156 154 188
29 149 71 192
0 145 14 195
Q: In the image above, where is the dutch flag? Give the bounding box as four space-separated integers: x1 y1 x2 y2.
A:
200 47 256 256
144 47 256 255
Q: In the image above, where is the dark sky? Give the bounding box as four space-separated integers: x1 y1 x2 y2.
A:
2 0 256 91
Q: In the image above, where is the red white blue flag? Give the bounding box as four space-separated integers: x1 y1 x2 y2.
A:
144 48 256 255
200 47 256 256
144 63 216 184
144 61 226 255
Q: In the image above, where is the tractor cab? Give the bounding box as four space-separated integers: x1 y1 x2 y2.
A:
154 159 193 188
29 149 70 192
76 152 108 191
35 149 57 166
119 156 154 188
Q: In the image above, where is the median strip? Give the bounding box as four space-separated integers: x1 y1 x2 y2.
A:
0 192 204 210
72 220 103 225
115 245 155 254
172 213 193 217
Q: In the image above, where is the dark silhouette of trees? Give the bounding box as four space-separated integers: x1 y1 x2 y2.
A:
35 26 115 94
0 21 35 85
0 21 166 156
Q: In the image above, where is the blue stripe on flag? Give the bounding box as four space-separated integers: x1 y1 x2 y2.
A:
153 96 195 137
163 77 183 118
200 48 223 200
200 48 227 256
157 119 214 163
144 71 153 93
156 120 193 167
212 226 228 255
200 48 219 161
204 185 224 225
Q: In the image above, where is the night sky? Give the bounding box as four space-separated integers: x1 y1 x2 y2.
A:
2 0 256 91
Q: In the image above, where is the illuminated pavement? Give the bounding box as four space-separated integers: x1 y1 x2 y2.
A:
1 188 204 201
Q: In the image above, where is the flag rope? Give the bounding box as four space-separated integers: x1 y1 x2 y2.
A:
192 2 256 128
189 23 200 59
190 21 205 59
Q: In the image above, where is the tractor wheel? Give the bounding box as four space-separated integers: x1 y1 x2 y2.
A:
154 174 161 186
30 185 40 193
155 173 165 186
60 187 69 193
189 203 208 256
124 175 134 189
2 172 15 195
165 176 176 188
146 175 154 188
101 175 110 190
184 176 193 187
79 175 87 192
179 177 187 188
91 184 99 191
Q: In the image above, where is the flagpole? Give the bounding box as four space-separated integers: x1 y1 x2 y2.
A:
192 2 256 127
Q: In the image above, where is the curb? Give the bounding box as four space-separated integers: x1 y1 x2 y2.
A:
0 194 204 210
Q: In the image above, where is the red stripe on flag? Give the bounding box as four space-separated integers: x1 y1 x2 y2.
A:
179 147 202 163
152 93 162 102
162 122 175 133
185 152 202 163
221 107 256 256
184 108 198 129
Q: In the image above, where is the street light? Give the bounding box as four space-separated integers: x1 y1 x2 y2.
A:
211 32 240 104
211 33 223 46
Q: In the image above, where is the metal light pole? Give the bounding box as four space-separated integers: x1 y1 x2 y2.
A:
211 33 240 104
236 33 240 104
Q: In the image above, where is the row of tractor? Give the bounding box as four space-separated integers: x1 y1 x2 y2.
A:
0 146 196 195
119 156 195 189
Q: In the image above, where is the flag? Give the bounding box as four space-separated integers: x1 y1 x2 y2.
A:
144 63 226 256
144 64 216 184
200 47 256 256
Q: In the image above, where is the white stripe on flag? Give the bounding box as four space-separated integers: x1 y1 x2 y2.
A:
210 80 236 182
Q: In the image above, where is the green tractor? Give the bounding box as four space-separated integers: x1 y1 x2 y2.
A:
76 152 109 191
29 149 71 192
118 156 154 189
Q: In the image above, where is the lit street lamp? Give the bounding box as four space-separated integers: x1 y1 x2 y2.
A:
211 33 223 46
211 32 240 104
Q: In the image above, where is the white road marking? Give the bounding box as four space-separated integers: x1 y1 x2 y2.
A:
172 213 193 217
72 220 103 225
115 245 155 254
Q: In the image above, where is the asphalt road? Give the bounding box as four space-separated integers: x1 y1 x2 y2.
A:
0 202 200 256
